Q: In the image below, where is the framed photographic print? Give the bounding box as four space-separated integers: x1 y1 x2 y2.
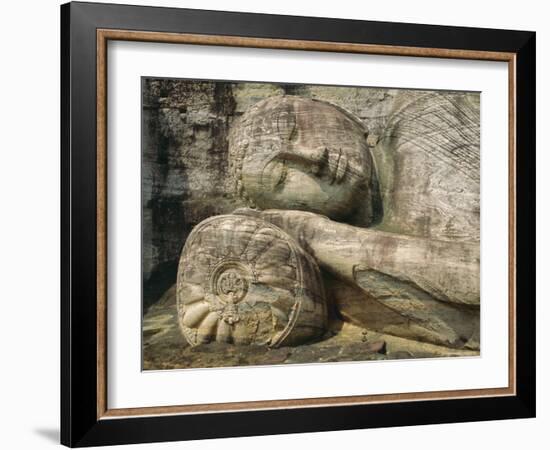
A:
60 1 536 447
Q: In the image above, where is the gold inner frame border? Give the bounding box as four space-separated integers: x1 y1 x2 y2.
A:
96 28 517 420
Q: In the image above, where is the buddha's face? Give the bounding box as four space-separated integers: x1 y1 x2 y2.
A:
231 96 373 221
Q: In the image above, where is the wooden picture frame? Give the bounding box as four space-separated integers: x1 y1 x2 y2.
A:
61 1 535 447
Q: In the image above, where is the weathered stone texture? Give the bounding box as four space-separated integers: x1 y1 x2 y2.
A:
143 80 479 354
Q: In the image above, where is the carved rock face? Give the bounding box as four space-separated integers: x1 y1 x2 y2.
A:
176 214 327 347
229 96 377 224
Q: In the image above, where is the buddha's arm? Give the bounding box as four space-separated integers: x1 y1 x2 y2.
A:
259 209 479 307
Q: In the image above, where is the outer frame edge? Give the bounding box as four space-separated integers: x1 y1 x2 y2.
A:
60 2 72 447
514 32 536 419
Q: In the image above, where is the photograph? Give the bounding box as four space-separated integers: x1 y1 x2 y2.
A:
141 79 481 370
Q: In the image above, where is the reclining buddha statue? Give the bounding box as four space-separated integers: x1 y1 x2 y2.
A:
177 94 480 350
